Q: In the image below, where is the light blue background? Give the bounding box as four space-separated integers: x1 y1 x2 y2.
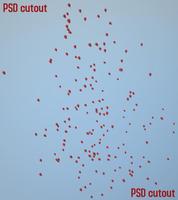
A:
0 0 178 200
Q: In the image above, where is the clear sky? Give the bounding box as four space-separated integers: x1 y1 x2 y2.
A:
0 0 178 200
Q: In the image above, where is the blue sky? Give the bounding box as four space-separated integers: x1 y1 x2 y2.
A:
0 0 178 199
